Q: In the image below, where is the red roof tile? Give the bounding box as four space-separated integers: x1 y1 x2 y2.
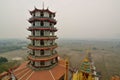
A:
13 59 66 80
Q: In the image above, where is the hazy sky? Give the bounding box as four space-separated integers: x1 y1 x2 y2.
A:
0 0 120 39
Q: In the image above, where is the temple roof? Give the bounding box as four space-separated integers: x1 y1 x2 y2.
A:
30 7 55 16
13 59 66 80
80 56 92 73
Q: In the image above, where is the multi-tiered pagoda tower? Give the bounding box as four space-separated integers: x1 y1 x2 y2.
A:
0 7 68 80
28 7 58 70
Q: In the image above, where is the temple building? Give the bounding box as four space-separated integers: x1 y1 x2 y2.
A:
0 7 68 80
72 51 99 80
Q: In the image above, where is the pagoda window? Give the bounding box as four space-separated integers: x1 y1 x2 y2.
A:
33 50 35 55
41 12 44 17
49 14 52 18
41 21 44 26
50 23 52 26
33 31 35 36
40 61 45 65
51 60 54 64
40 40 44 46
51 14 54 19
55 57 58 62
32 22 35 26
40 30 44 36
40 50 44 55
33 13 35 17
33 40 35 45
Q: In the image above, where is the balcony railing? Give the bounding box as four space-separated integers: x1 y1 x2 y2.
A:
28 62 58 70
28 36 58 40
29 52 57 58
29 16 56 22
28 43 57 50
28 26 57 29
28 53 58 61
28 43 57 47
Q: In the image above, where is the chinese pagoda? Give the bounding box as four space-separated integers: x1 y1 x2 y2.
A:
0 7 68 80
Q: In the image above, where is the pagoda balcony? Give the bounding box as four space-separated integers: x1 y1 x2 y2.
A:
29 52 57 58
29 16 56 21
28 53 58 61
28 36 58 40
28 26 57 31
29 62 57 70
28 43 57 50
28 17 57 24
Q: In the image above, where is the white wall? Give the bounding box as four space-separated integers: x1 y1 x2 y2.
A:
35 50 40 56
35 11 40 17
35 40 40 46
45 61 51 66
44 22 49 27
44 12 49 17
35 62 40 66
35 21 40 26
35 30 40 36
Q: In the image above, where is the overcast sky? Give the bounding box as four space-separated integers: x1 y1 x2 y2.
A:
0 0 120 39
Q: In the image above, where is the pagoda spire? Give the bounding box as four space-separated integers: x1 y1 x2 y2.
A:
42 2 44 9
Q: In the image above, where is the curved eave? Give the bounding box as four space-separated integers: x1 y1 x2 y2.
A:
30 8 55 16
28 36 58 40
28 54 58 61
28 27 57 32
28 45 57 50
28 18 57 24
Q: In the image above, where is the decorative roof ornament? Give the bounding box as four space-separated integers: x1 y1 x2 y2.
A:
42 2 44 10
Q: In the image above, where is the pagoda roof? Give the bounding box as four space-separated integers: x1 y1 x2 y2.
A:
30 7 55 16
13 59 66 80
79 57 92 73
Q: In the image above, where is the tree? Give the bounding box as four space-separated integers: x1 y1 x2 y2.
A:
0 57 8 64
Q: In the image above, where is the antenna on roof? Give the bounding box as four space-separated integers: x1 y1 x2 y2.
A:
34 6 36 9
47 6 49 9
42 2 44 9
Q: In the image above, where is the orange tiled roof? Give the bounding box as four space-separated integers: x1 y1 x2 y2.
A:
30 8 55 15
13 59 66 80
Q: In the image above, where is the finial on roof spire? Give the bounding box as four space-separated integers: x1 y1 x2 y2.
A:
42 2 44 9
47 6 49 9
34 6 36 9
